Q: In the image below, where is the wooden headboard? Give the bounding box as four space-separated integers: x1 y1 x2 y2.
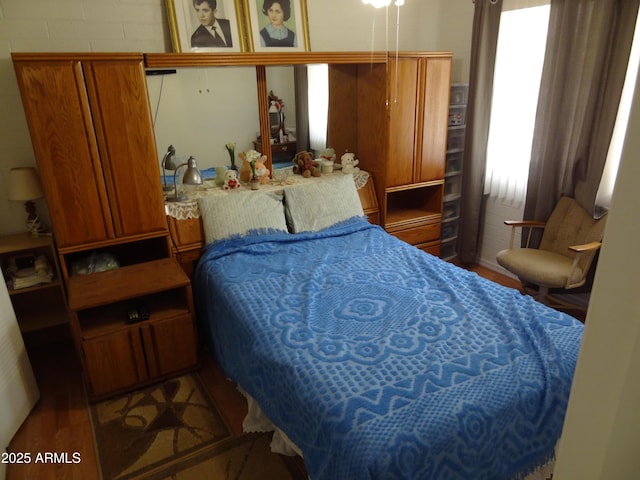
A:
166 175 379 276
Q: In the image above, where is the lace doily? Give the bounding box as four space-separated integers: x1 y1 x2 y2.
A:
165 170 371 220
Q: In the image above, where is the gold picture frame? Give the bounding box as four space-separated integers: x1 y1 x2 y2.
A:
167 0 248 52
242 0 310 52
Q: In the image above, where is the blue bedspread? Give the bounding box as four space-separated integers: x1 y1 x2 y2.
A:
194 219 583 480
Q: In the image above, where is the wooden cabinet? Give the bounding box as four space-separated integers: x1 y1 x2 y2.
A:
68 258 197 400
12 53 168 252
355 53 452 254
0 233 68 339
12 53 198 400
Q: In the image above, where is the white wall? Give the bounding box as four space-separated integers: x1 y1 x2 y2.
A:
479 197 523 275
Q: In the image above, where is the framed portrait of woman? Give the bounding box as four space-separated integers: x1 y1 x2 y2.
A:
167 0 247 52
243 0 310 52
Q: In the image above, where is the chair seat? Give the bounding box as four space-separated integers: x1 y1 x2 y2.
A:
496 248 583 289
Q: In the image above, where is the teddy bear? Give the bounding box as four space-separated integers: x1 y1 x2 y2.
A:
292 150 322 178
341 152 360 174
223 169 241 190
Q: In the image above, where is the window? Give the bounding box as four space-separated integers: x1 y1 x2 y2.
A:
307 64 329 154
484 0 550 205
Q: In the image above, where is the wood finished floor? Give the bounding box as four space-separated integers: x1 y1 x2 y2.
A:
5 264 558 479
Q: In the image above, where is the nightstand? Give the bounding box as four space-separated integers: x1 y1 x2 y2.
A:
66 257 198 401
0 233 68 335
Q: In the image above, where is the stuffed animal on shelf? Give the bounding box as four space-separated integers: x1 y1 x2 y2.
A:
319 148 336 163
239 159 253 182
254 159 270 184
341 152 360 174
223 169 241 190
292 150 321 178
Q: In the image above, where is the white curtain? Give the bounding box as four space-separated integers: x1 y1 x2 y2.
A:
307 64 329 154
484 1 550 205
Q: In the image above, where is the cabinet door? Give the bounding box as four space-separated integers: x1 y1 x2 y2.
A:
141 315 198 378
386 58 419 188
82 329 148 397
13 59 114 248
417 57 451 183
83 59 168 239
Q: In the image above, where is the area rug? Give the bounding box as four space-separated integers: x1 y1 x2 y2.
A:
90 374 305 480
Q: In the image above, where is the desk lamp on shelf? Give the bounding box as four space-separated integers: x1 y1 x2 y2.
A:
161 145 178 192
9 166 45 237
167 156 203 202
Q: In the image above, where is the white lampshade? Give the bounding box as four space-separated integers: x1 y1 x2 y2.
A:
9 167 43 202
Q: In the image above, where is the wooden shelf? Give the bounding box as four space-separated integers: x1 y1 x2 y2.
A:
0 233 69 338
9 288 68 332
385 208 441 229
67 258 189 311
7 279 63 296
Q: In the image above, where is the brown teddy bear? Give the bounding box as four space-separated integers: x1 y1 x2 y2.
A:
292 151 322 178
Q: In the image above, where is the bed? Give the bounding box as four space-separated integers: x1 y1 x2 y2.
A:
193 174 583 480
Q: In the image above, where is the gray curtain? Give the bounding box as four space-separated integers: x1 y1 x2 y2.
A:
294 65 310 153
457 0 503 264
524 0 640 225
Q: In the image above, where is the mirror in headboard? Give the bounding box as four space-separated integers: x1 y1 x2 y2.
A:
144 52 389 176
263 62 372 169
146 65 260 173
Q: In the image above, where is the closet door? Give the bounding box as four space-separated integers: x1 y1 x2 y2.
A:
13 58 114 248
386 58 419 188
83 58 167 239
417 57 450 183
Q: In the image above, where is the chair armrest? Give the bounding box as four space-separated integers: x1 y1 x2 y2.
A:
563 241 602 289
569 241 602 253
504 221 546 248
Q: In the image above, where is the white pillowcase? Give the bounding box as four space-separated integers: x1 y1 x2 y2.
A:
283 174 365 233
197 191 288 244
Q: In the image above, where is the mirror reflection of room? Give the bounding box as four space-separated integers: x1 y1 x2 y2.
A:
147 66 260 184
262 66 299 169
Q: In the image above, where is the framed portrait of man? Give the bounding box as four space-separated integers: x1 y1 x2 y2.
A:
167 0 247 52
243 0 310 52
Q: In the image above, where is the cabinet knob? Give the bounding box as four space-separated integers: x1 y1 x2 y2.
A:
281 146 288 151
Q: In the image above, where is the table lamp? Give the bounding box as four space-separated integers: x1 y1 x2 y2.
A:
167 156 203 202
161 145 177 192
9 167 45 237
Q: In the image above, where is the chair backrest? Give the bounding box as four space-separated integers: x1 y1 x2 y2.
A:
540 196 607 274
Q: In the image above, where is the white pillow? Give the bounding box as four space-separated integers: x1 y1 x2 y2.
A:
283 174 365 233
197 191 288 244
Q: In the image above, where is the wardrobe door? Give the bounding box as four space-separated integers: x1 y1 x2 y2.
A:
83 58 167 239
417 57 450 183
386 58 419 188
13 58 114 248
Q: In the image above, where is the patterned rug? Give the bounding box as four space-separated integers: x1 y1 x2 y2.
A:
90 374 305 480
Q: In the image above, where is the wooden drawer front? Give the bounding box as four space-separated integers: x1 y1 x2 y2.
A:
388 223 441 245
417 241 441 256
167 216 204 251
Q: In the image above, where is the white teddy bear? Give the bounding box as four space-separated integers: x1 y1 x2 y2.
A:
223 169 241 190
341 152 360 174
